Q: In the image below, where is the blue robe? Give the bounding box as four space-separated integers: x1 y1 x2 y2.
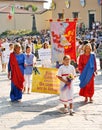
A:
8 53 25 102
79 54 95 88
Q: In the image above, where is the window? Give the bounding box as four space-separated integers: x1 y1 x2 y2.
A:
72 12 78 18
58 13 64 20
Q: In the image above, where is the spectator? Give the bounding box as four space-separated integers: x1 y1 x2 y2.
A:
97 41 102 70
38 42 51 68
24 37 35 54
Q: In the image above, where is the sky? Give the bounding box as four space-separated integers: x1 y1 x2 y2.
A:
43 0 52 9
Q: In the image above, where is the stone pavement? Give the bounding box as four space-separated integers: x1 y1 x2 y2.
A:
0 58 102 130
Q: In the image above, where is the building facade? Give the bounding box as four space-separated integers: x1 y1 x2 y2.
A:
0 0 52 33
51 0 102 29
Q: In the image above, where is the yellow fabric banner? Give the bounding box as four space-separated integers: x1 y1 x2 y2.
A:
31 67 60 94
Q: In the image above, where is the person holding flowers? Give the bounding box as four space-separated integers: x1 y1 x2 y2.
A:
57 55 76 115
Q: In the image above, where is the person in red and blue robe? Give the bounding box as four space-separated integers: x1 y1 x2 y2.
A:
8 43 25 102
78 43 97 103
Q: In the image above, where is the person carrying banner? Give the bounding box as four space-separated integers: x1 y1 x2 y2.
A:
8 43 25 102
57 55 76 115
38 42 51 68
78 43 97 103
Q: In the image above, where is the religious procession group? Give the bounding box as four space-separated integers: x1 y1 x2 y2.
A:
0 33 51 92
0 27 102 116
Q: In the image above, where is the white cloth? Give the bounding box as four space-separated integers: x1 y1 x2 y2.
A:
1 42 10 63
38 48 51 68
2 42 10 50
57 64 76 104
1 51 7 64
24 74 32 91
6 50 13 63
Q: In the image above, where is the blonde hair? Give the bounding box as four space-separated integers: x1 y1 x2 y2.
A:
14 43 22 53
83 43 92 53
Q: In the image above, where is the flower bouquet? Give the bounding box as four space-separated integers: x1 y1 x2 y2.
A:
61 73 74 90
66 73 74 82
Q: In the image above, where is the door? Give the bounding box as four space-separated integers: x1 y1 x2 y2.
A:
89 14 95 30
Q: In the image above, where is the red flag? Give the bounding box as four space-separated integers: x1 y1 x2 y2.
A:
64 21 76 61
8 13 12 20
51 21 76 63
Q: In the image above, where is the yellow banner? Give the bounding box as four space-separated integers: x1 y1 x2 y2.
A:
31 67 60 94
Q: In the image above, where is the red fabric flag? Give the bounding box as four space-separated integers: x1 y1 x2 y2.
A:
51 21 76 63
64 21 76 61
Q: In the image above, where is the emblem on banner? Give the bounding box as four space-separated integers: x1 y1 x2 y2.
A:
80 0 86 7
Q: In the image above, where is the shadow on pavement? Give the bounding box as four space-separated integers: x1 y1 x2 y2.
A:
74 101 89 112
0 94 58 116
10 110 67 129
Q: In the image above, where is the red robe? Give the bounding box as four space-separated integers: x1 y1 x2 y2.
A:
78 54 96 97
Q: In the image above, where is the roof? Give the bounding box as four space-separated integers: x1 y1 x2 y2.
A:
0 5 51 14
35 8 51 14
0 0 48 14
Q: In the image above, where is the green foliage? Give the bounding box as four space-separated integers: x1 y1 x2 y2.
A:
25 5 37 12
28 30 40 36
0 30 40 38
32 5 37 12
0 30 11 37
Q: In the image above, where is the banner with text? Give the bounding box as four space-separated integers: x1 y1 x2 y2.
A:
32 67 60 94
